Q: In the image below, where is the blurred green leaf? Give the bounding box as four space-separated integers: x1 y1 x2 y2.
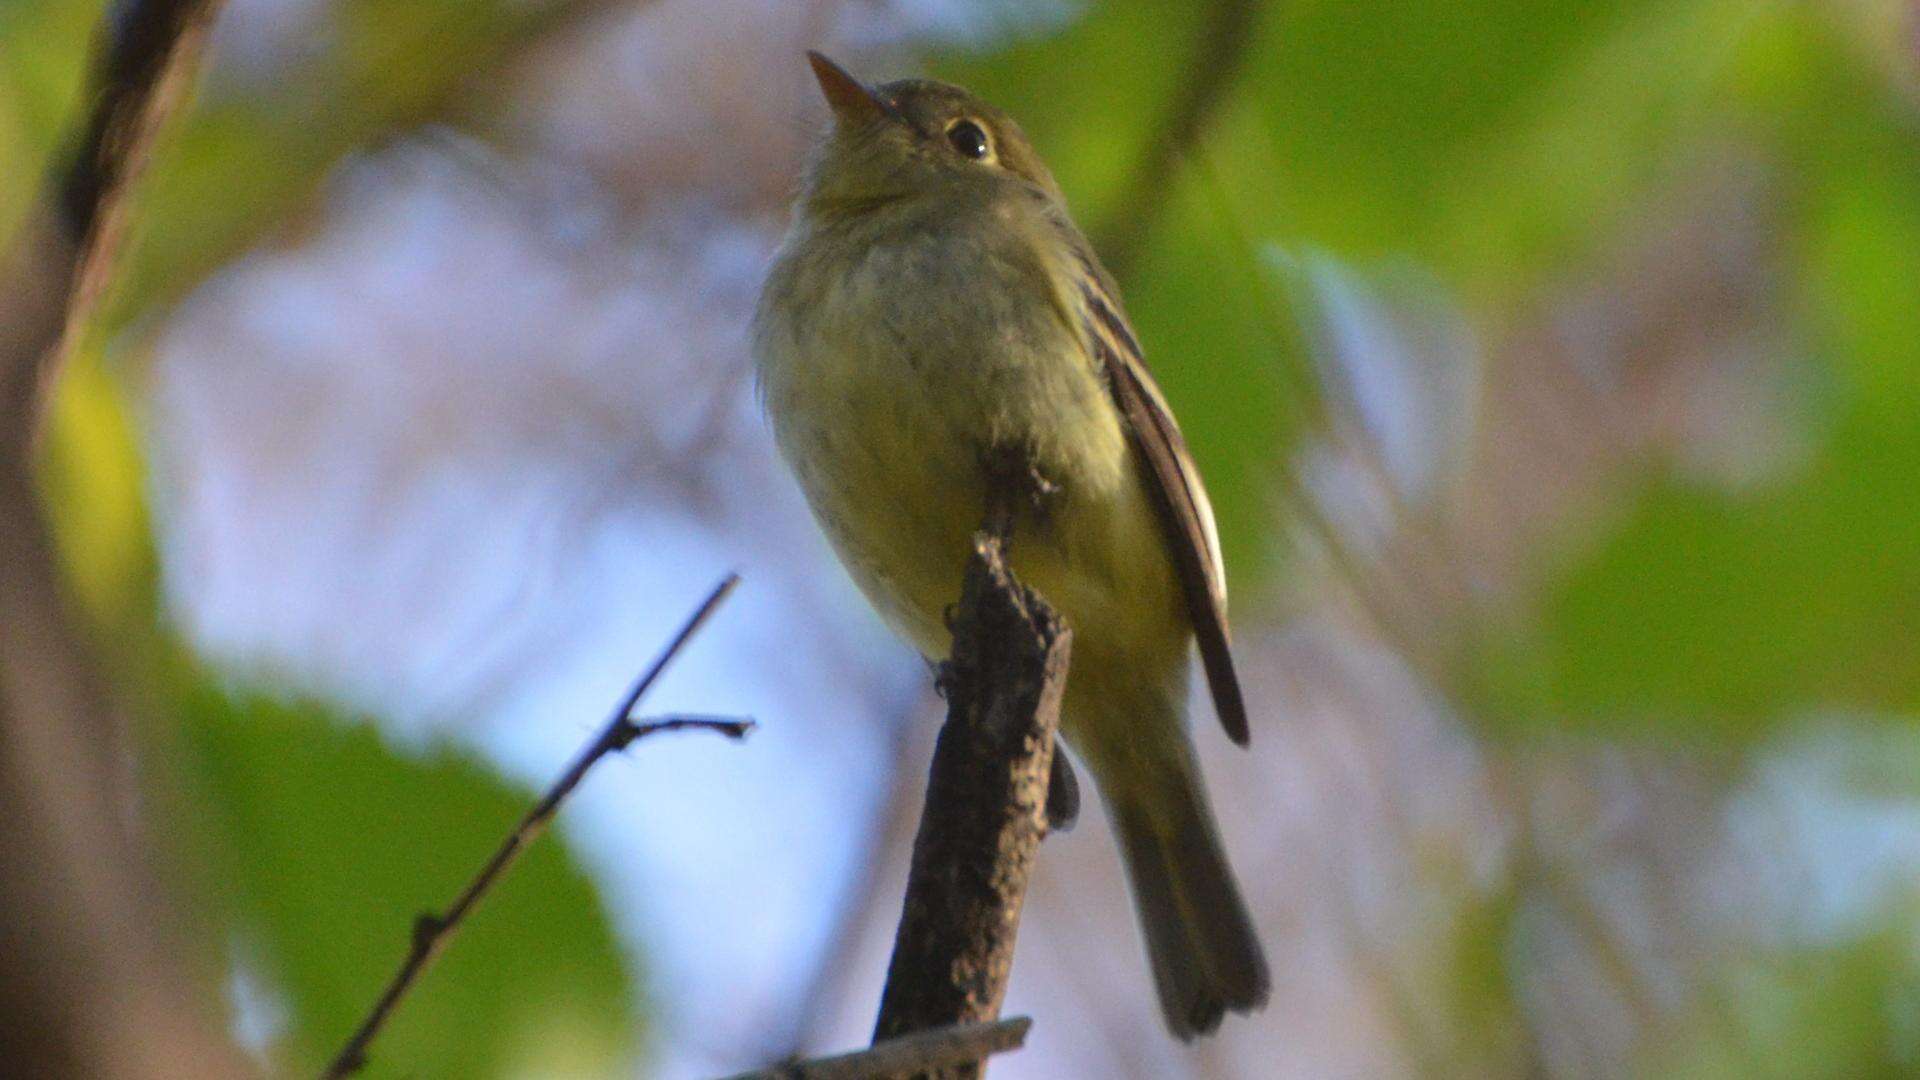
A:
38 341 157 624
172 687 639 1078
0 0 100 235
1638 926 1920 1079
1467 10 1920 743
1440 885 1528 1071
1244 0 1666 266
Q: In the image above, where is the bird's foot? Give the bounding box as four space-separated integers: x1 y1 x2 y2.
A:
1044 750 1080 833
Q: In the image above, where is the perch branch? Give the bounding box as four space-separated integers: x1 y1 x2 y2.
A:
720 1017 1032 1080
867 532 1073 1079
321 574 749 1079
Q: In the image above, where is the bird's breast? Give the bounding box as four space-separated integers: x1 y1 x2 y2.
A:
753 216 1180 657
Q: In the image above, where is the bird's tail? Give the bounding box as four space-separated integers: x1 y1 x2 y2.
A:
1105 742 1270 1040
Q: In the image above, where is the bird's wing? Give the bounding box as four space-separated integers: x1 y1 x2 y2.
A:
1061 238 1250 746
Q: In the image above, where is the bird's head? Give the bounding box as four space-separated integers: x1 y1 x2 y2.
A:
798 52 1063 214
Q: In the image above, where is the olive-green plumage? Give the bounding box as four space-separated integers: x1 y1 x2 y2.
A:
753 53 1269 1039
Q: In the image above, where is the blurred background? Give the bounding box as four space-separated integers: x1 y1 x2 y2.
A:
7 0 1920 1075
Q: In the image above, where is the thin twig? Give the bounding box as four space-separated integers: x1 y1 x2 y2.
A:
1094 0 1260 280
634 712 760 738
320 574 748 1079
719 1017 1032 1080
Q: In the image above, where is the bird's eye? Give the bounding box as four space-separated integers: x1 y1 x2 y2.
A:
946 119 991 161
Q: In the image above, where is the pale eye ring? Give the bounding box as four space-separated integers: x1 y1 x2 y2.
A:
946 118 991 160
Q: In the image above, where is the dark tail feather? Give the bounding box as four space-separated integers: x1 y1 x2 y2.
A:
1111 768 1270 1040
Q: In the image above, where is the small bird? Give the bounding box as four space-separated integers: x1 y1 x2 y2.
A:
753 52 1269 1039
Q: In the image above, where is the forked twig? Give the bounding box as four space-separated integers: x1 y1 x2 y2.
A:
321 574 750 1079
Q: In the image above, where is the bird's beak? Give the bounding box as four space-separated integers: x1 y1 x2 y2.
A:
807 51 893 125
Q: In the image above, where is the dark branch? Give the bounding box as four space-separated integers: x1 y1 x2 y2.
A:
719 1017 1032 1080
56 0 224 382
59 0 221 241
321 574 747 1079
868 534 1072 1078
0 2 245 1077
1094 0 1260 280
3 0 222 446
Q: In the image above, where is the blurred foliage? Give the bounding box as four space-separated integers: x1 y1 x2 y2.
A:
1476 7 1920 741
1434 885 1530 1074
14 0 1913 735
1639 926 1920 1078
0 0 100 230
39 342 155 622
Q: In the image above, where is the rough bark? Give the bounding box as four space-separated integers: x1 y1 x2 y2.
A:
720 1018 1031 1080
869 533 1072 1079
